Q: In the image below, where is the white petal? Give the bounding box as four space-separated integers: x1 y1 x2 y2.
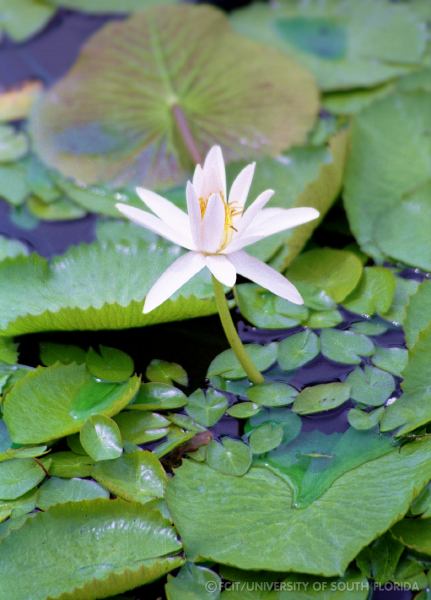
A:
226 206 320 252
201 145 226 198
186 181 201 249
116 203 195 249
229 250 304 305
136 187 190 232
201 193 225 253
228 162 255 208
205 254 237 287
237 189 274 234
192 164 203 198
245 207 320 239
143 252 206 313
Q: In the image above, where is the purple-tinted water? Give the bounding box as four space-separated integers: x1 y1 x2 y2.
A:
0 202 97 257
0 8 415 600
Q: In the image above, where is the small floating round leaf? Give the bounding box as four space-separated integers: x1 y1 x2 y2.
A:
320 329 375 364
0 458 46 501
130 383 188 411
278 330 320 371
86 345 134 383
37 477 109 510
346 366 395 407
249 423 284 454
146 359 188 387
79 414 123 461
208 343 278 380
246 382 297 407
347 407 384 431
92 450 166 504
185 389 228 428
293 382 351 415
226 402 261 419
206 438 252 477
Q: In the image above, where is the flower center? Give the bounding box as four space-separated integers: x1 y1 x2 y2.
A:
199 192 242 250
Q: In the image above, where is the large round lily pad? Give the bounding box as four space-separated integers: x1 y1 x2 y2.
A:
31 4 318 188
231 0 426 91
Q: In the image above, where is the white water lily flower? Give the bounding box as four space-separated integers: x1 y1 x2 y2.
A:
116 146 319 314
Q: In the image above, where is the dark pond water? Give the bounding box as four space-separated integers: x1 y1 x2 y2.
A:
0 7 414 600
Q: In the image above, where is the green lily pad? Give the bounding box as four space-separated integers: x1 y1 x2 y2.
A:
0 499 183 599
130 383 188 411
86 345 134 383
31 4 318 189
92 450 166 504
37 477 109 510
0 337 18 365
208 343 278 380
246 382 297 407
79 415 123 461
146 359 188 387
114 411 170 445
152 426 195 459
206 438 252 477
0 458 46 500
227 403 261 419
384 276 420 326
0 236 28 262
0 125 28 162
293 382 351 415
346 366 395 407
48 452 95 479
343 267 397 316
347 407 385 431
356 532 404 584
287 248 363 303
0 0 55 42
185 389 228 428
278 330 320 371
3 363 140 444
0 163 29 205
0 240 219 337
371 347 408 377
39 342 86 366
381 324 431 435
376 185 431 271
344 91 431 263
168 438 431 575
27 196 86 221
306 309 343 329
320 329 375 364
235 283 308 329
350 320 389 336
257 428 393 508
230 0 426 91
245 408 302 446
166 563 221 600
404 279 431 348
248 423 284 455
392 519 431 556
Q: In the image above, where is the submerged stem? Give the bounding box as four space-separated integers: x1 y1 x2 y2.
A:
212 277 264 385
172 104 202 165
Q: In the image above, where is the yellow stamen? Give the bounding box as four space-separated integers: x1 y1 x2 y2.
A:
199 192 243 250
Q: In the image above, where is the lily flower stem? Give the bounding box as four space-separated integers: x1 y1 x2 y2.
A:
172 105 265 384
212 276 264 385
